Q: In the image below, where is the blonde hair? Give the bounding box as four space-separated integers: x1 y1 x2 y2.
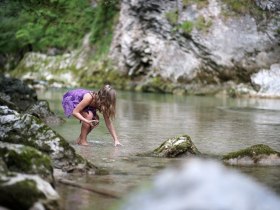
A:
97 84 116 119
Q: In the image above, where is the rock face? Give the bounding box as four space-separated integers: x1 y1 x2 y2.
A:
110 0 280 96
0 74 37 111
25 100 65 125
0 142 54 185
145 134 200 158
0 106 95 172
0 172 60 210
119 158 280 210
255 0 280 11
222 144 280 166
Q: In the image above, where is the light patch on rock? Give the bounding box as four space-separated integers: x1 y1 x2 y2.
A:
251 64 280 97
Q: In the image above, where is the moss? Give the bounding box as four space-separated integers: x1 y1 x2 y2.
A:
0 179 45 210
165 10 178 25
222 144 280 160
137 76 177 94
79 60 130 90
181 21 194 34
195 16 213 32
153 134 200 157
221 0 268 20
0 145 52 176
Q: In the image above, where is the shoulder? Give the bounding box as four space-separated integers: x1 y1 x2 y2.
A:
83 92 93 100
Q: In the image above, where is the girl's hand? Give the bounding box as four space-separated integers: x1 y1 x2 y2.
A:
114 141 122 147
87 119 99 127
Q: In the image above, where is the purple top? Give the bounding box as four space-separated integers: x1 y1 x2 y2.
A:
61 89 96 117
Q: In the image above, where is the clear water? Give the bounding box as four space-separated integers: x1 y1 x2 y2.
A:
39 88 280 210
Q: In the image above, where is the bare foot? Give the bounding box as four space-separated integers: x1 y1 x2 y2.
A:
78 141 89 146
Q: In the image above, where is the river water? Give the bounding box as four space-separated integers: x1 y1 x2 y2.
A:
40 88 280 210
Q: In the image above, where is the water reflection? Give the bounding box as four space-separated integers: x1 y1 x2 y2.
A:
38 89 280 210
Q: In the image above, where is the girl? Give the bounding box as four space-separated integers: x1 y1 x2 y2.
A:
62 84 121 146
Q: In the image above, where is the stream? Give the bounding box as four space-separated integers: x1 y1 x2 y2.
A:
39 88 280 210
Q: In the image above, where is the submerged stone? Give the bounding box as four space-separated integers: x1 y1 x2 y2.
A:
147 134 200 158
0 106 96 172
0 142 54 185
222 144 280 166
0 173 60 210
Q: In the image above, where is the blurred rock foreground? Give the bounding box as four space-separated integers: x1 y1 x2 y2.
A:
120 158 280 210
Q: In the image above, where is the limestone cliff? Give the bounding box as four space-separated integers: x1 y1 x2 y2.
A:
110 0 280 96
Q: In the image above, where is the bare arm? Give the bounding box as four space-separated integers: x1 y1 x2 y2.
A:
72 93 98 126
103 114 121 146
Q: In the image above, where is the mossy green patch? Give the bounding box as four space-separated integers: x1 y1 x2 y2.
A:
136 76 177 94
222 144 280 160
166 10 178 25
221 0 268 21
0 144 52 176
0 179 45 210
79 60 130 90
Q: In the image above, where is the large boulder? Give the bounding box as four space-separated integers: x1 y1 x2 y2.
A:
25 100 65 125
0 106 96 172
0 142 54 185
119 158 280 210
222 144 280 166
0 172 60 210
142 134 200 158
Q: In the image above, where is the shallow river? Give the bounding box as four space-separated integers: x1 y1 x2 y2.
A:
39 88 280 210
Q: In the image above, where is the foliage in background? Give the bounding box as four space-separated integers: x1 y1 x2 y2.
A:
90 0 119 60
0 0 119 58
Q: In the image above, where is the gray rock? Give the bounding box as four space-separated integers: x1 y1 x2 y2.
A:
0 74 37 111
255 0 280 11
0 173 60 210
25 100 65 126
120 158 280 210
142 134 200 158
0 106 96 172
110 0 280 96
0 142 54 185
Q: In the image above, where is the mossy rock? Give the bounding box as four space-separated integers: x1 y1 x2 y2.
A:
0 142 54 185
222 144 280 166
0 106 97 173
142 134 200 158
0 173 60 210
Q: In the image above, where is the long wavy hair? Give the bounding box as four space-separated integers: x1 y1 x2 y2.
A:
96 84 116 119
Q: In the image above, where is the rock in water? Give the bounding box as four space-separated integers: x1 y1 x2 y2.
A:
151 134 200 157
222 144 280 166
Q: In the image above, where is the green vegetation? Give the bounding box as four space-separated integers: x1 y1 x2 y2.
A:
181 21 194 34
165 10 178 25
222 0 266 19
0 0 119 58
79 60 130 90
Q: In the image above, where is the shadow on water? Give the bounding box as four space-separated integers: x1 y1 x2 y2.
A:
39 88 280 210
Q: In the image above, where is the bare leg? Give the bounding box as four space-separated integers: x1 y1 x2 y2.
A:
77 111 94 145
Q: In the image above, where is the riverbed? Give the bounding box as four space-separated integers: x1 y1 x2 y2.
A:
39 88 280 210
